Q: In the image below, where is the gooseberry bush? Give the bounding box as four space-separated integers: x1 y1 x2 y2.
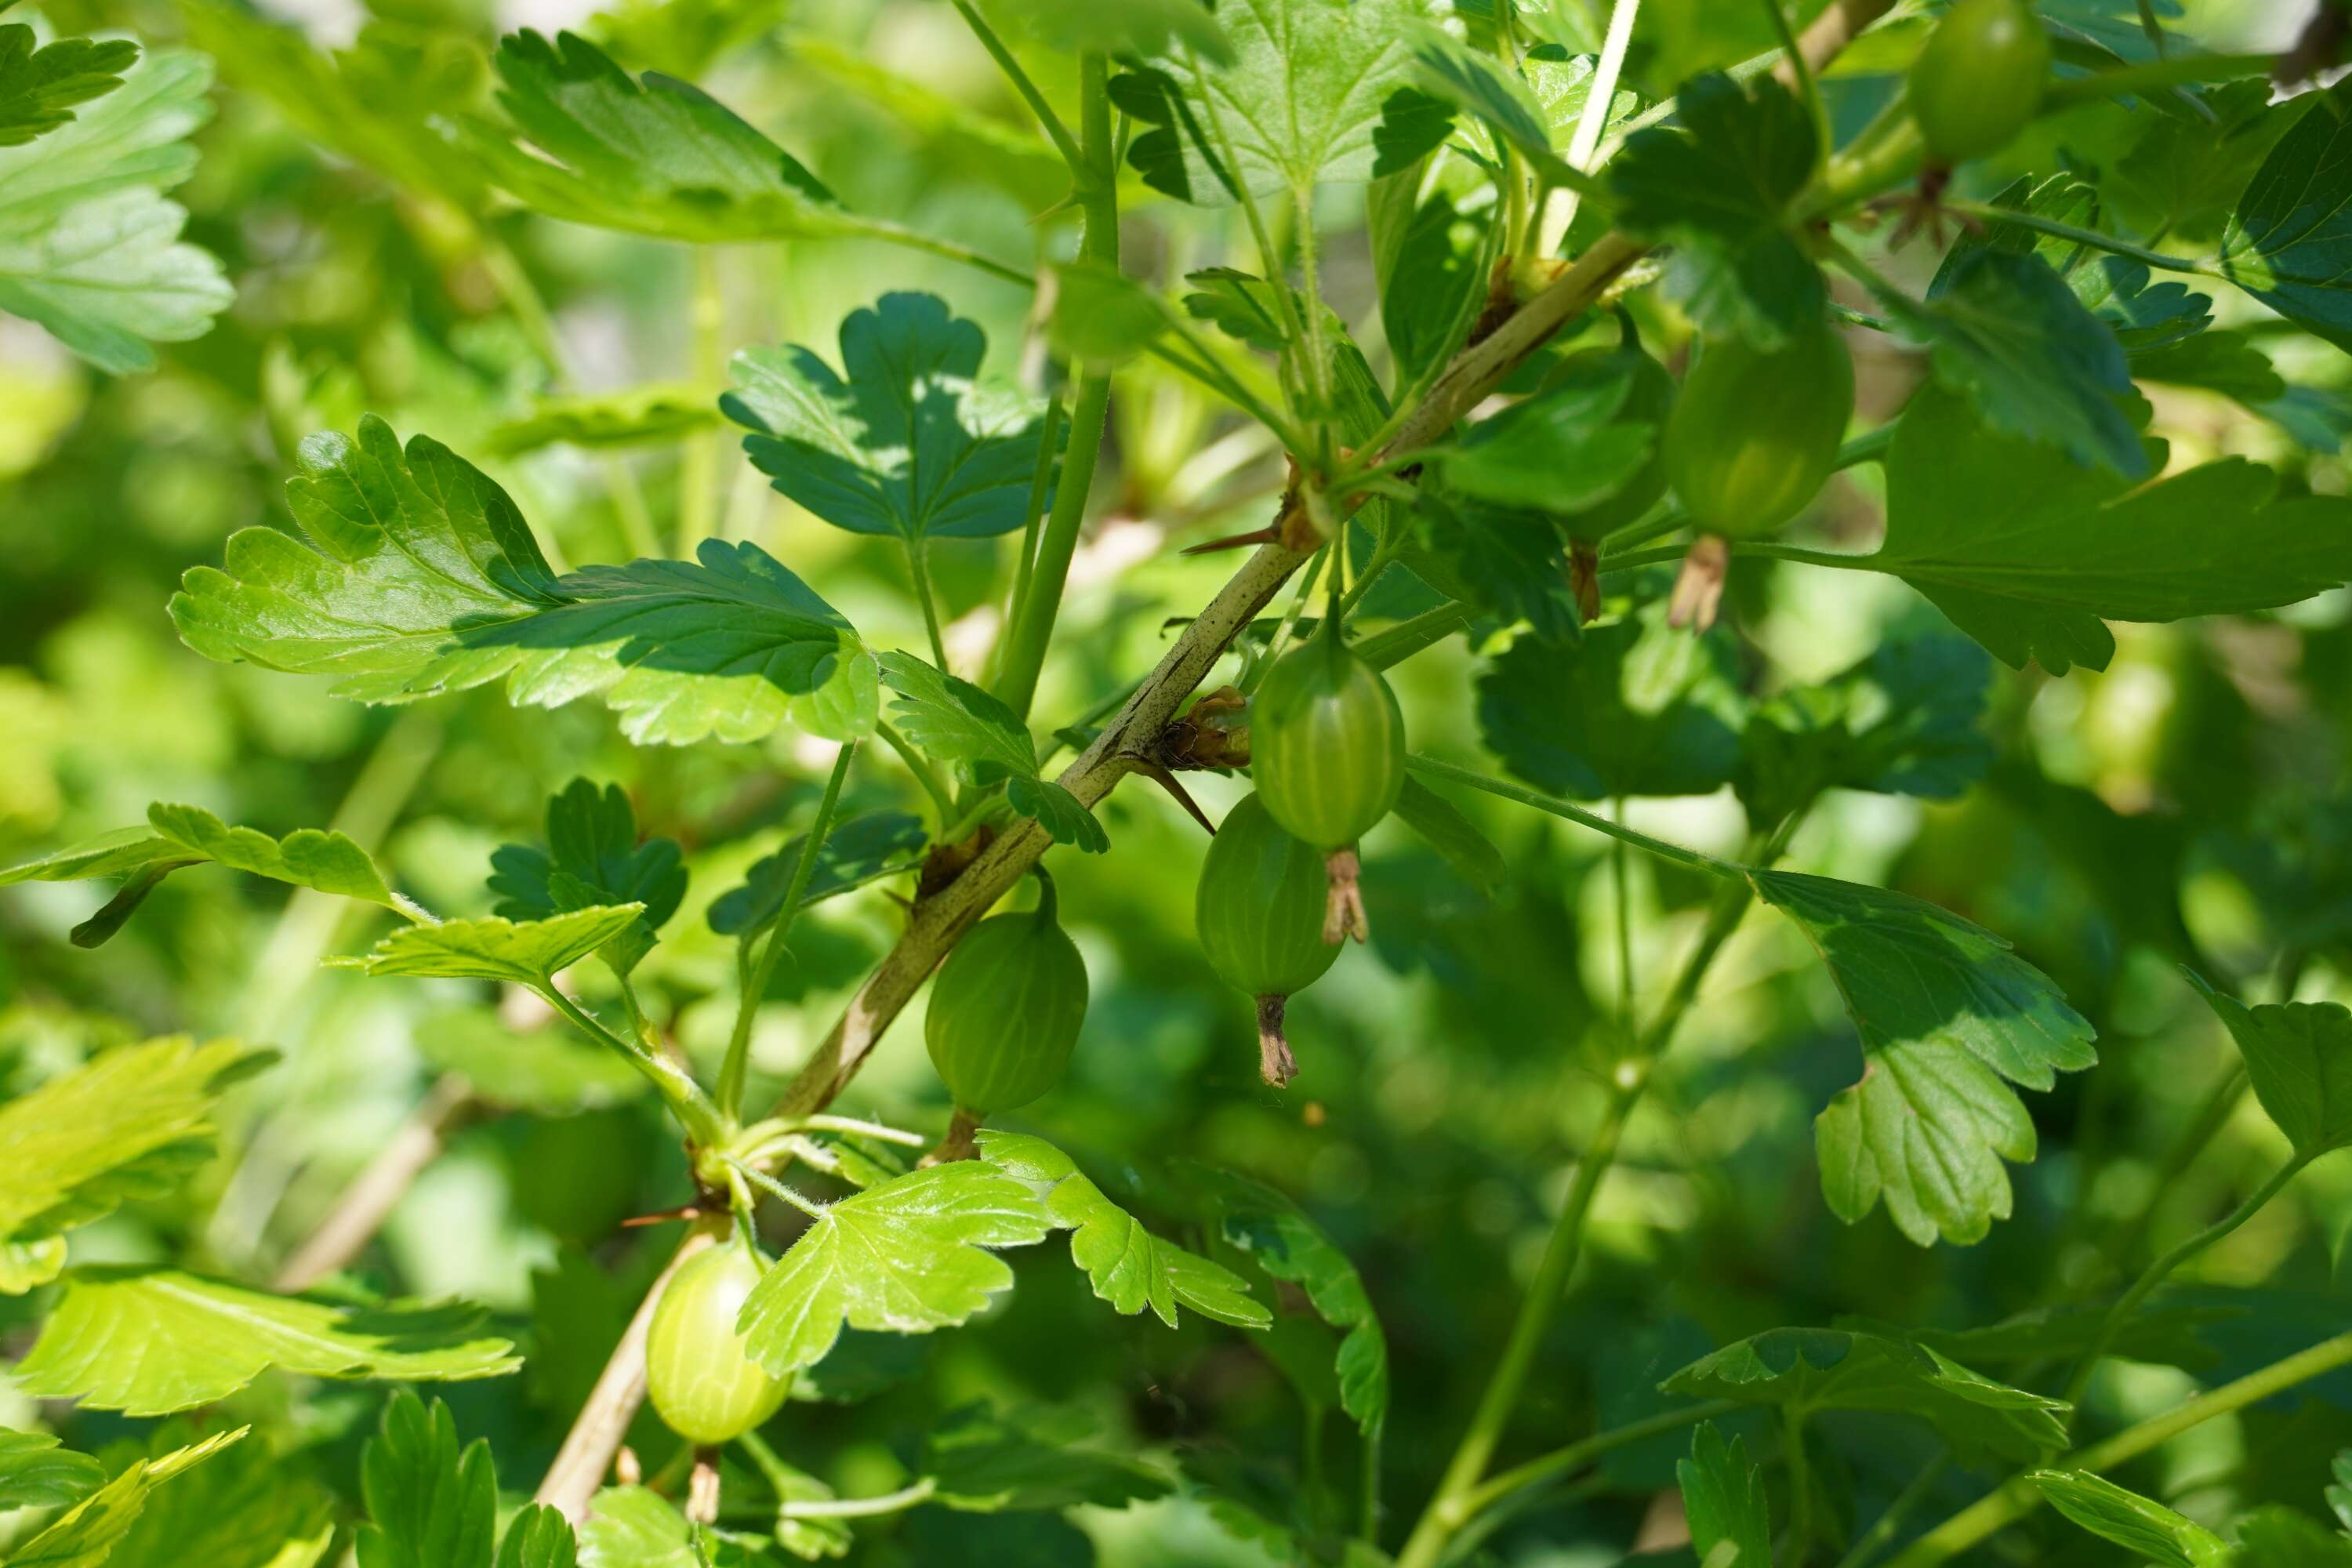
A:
8 0 2352 1563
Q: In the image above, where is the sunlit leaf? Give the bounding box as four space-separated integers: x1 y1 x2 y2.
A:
333 906 646 985
735 1162 1054 1376
100 1421 336 1568
981 1131 1270 1330
357 1394 495 1568
1755 870 2097 1247
172 418 879 744
0 49 230 371
1110 0 1450 205
16 1269 520 1415
0 1036 267 1254
8 1428 247 1568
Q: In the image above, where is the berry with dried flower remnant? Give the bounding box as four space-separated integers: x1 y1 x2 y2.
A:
1197 793 1343 1086
1250 632 1406 942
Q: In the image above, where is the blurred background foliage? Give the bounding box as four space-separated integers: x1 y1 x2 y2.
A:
2 0 2348 1561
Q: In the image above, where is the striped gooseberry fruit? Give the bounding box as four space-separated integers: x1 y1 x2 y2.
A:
1661 316 1854 629
1196 792 1343 1087
645 1243 792 1446
1250 633 1406 944
925 873 1087 1126
1910 0 2050 165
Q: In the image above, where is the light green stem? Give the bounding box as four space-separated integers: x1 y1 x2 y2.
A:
1455 1399 1742 1521
678 245 724 557
1885 1330 2352 1568
950 0 1085 172
1403 755 1737 875
2059 1151 2310 1411
907 539 952 671
538 984 723 1149
875 719 956 827
993 53 1117 721
717 740 858 1117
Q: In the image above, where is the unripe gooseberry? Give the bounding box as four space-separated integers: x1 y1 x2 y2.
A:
1909 0 2051 165
645 1243 792 1446
1196 793 1342 1086
1250 633 1406 944
924 873 1087 1119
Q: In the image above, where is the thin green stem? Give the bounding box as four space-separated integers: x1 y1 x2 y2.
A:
1785 1406 1814 1567
2038 51 2274 111
993 53 1117 722
1395 1073 1647 1568
781 1479 939 1519
1293 183 1337 456
1885 1330 2352 1568
1941 202 2217 278
1455 1399 1742 1520
906 540 952 671
722 1153 829 1220
851 217 1033 289
1539 0 1641 250
2092 1063 2247 1287
1613 800 1635 1027
1004 392 1062 648
1832 1453 1951 1568
1403 755 1737 876
1242 546 1327 695
793 1113 927 1147
537 984 724 1149
876 719 956 828
1359 601 1474 672
718 740 858 1118
951 0 1087 173
2059 1150 2310 1412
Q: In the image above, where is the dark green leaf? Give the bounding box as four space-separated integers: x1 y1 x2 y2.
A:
724 293 1054 542
1736 632 1995 828
2185 970 2352 1159
1754 869 2097 1246
1370 171 1495 383
1607 71 1820 348
2219 82 2352 352
1663 1327 2070 1463
173 418 878 744
708 811 927 936
491 779 686 977
2230 1508 2352 1566
1390 775 1505 894
1187 1165 1388 1437
0 26 135 147
1679 1424 1772 1568
2132 331 2286 407
920 1403 1173 1512
877 651 1107 851
18 1270 519 1416
358 1395 496 1568
1475 599 1747 799
1885 249 2143 478
1867 383 2352 673
2111 80 2295 242
1436 367 1656 510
